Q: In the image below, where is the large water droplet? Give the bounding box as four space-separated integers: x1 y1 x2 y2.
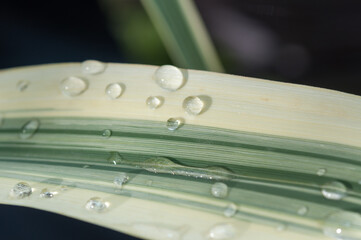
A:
40 188 56 198
146 96 163 109
81 60 106 75
142 157 178 173
211 182 228 198
60 76 88 97
323 211 361 240
102 129 112 138
317 168 327 176
183 96 205 115
207 223 236 239
223 203 237 218
321 181 347 200
20 119 40 139
85 197 109 212
105 83 123 99
108 152 123 165
154 65 184 91
17 80 30 92
166 118 183 131
297 206 308 216
10 182 32 199
113 173 129 188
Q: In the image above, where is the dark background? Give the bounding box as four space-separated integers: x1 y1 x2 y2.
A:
1 0 360 239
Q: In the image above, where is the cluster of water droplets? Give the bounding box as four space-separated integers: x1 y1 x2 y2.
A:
9 182 32 199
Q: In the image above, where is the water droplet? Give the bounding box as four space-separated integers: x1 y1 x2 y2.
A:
323 211 361 240
183 96 205 115
85 197 109 212
154 65 184 91
81 60 106 75
146 96 163 109
321 181 347 200
297 206 308 215
102 129 112 138
113 173 129 188
40 188 56 198
207 223 236 239
17 80 29 92
82 165 90 168
60 76 88 97
142 157 177 173
166 118 183 131
10 182 32 199
132 223 185 240
108 152 123 165
276 223 287 231
223 203 237 218
317 168 327 176
20 119 40 139
211 182 228 198
105 83 123 99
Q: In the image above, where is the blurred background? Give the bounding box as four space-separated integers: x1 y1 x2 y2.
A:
1 0 361 239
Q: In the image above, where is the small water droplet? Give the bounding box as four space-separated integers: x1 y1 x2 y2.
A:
321 181 347 200
105 83 123 99
20 119 40 139
132 223 185 240
166 118 183 131
60 76 88 97
154 65 184 91
207 223 236 239
81 60 106 75
146 96 163 109
113 173 129 188
17 80 30 92
108 152 123 165
297 206 308 215
276 223 287 231
183 96 205 115
85 197 109 212
317 168 327 176
40 188 55 198
211 182 228 198
323 211 361 240
223 203 237 218
102 129 112 138
10 182 32 199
